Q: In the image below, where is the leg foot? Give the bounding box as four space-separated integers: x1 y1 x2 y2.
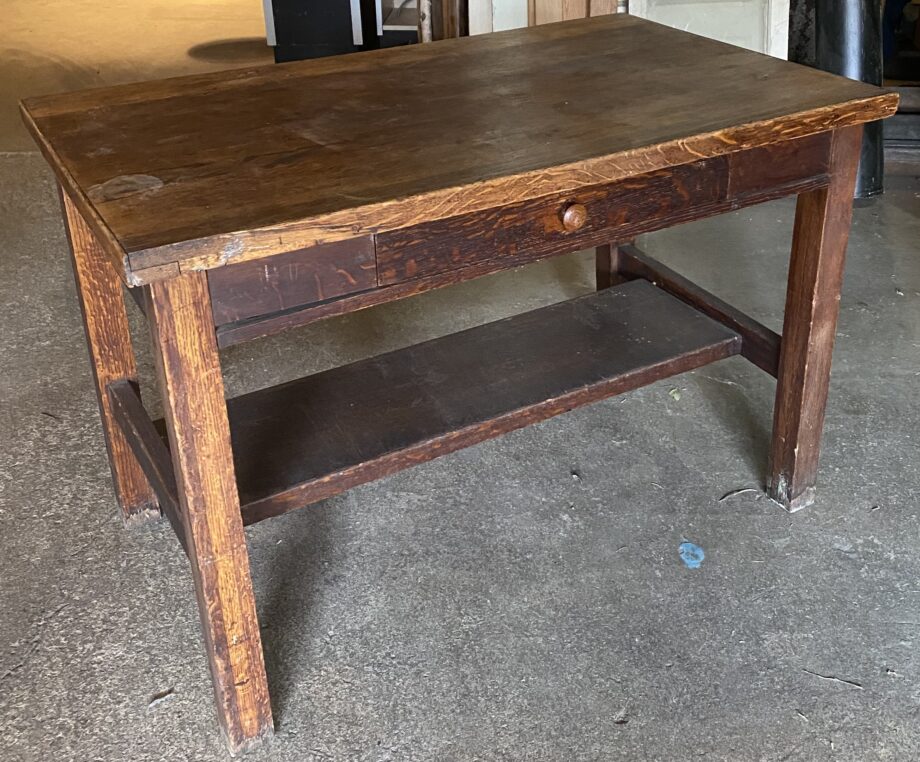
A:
767 478 816 513
121 501 164 527
222 723 275 757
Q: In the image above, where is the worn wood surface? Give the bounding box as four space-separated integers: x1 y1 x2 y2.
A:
767 125 863 512
376 157 729 284
204 281 743 524
727 131 831 198
376 134 832 287
214 255 554 347
147 272 273 751
22 15 896 284
214 135 834 346
61 189 159 524
207 237 375 326
616 244 781 377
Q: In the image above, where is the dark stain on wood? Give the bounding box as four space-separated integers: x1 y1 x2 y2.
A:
207 237 376 325
376 158 730 285
214 256 547 347
727 131 831 198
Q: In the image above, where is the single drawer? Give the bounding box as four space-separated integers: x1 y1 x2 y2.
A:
376 157 730 285
208 237 376 325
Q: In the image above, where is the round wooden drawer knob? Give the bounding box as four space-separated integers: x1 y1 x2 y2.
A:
561 203 588 232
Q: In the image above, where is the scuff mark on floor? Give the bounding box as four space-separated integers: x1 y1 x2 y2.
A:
801 668 863 690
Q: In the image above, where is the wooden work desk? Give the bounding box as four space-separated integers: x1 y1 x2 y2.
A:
22 14 897 753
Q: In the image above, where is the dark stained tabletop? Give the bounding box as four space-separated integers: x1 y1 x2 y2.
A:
22 14 897 281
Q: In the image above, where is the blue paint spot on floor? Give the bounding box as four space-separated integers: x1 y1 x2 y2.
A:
679 542 705 569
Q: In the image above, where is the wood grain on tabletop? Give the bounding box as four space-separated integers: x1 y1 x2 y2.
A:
21 14 897 282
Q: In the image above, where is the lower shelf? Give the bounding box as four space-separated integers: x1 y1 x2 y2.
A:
226 279 741 524
118 279 742 533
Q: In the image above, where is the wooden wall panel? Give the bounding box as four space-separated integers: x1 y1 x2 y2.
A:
531 0 616 24
590 0 619 14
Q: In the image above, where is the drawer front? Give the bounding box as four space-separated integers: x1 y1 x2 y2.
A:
376 157 730 285
376 132 832 287
208 237 376 325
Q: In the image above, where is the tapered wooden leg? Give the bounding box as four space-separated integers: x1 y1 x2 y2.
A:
595 243 629 290
60 189 159 524
147 272 273 753
767 125 863 512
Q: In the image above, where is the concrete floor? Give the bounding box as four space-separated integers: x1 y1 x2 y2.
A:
3 156 920 760
1 0 271 151
4 3 920 761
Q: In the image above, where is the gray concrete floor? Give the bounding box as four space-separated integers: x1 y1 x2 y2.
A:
1 0 271 151
3 152 920 760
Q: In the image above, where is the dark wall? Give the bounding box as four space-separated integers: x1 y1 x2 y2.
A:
789 0 816 65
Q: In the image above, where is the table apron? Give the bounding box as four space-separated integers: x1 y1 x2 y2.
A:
376 132 832 286
207 132 831 346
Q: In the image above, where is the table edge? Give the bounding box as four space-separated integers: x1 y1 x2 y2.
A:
24 91 899 286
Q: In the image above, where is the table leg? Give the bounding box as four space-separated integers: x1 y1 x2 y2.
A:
767 125 863 511
61 190 159 525
147 272 273 753
595 243 629 290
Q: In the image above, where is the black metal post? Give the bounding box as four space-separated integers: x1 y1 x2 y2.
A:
815 0 884 198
